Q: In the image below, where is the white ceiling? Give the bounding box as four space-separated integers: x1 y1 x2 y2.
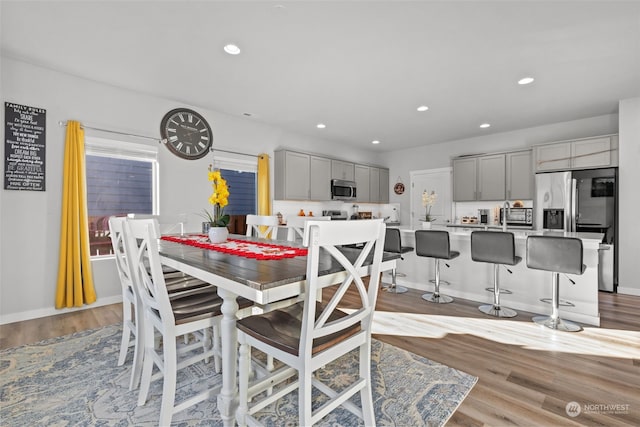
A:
2 1 639 152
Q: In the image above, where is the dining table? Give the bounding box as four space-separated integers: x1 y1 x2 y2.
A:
158 233 399 426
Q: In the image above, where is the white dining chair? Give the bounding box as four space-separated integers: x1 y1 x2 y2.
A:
285 215 331 242
245 214 279 239
236 219 386 426
122 217 253 426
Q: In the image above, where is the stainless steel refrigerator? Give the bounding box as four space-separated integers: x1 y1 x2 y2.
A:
534 168 617 291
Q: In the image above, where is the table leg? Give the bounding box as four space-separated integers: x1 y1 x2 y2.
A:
216 288 240 427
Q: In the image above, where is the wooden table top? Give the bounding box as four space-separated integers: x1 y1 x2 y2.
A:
158 234 399 292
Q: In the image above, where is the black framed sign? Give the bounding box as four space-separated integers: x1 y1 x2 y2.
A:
4 102 46 191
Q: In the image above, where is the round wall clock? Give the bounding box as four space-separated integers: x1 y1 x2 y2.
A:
160 108 212 160
394 182 405 195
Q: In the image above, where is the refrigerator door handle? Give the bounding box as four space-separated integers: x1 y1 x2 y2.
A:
570 178 577 232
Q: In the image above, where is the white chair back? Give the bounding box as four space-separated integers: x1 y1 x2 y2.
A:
301 219 386 356
127 213 187 235
108 216 134 294
122 218 175 325
245 214 279 239
285 215 331 242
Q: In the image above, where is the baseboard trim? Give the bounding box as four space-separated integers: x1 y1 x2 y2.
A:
0 295 123 325
616 286 640 296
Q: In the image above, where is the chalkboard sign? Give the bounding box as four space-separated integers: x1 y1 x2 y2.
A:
4 102 46 191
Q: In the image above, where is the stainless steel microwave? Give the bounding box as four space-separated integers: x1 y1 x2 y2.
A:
331 179 357 201
500 207 533 226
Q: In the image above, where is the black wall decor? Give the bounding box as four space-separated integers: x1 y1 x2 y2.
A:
4 102 46 191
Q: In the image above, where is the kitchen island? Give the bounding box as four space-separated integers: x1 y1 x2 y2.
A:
387 225 604 326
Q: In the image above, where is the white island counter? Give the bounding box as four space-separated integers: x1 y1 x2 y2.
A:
388 224 604 326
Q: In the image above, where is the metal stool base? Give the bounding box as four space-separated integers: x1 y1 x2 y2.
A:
484 287 512 294
430 279 451 286
479 304 517 318
422 293 453 304
383 284 408 294
533 315 582 332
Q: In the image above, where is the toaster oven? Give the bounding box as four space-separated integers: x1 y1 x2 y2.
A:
500 207 533 226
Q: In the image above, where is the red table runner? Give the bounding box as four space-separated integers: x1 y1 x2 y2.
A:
161 234 308 260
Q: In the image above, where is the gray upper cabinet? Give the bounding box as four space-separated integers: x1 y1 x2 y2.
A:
454 151 532 201
309 156 331 200
331 160 355 181
506 150 533 200
477 154 505 201
274 150 330 201
369 167 380 203
354 164 370 202
275 150 309 200
452 158 477 201
379 168 389 203
534 135 618 172
534 142 572 172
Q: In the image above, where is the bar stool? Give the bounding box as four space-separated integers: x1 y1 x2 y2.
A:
382 228 414 294
471 231 520 317
526 235 585 332
415 230 459 303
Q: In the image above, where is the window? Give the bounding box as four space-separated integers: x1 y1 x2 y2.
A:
214 157 257 234
85 138 158 256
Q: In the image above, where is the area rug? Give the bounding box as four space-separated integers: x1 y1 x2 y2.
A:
0 324 476 426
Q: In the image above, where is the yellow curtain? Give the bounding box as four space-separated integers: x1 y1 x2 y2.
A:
257 154 272 237
55 121 97 308
257 154 271 216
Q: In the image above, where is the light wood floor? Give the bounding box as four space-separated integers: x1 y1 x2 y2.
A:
1 290 639 426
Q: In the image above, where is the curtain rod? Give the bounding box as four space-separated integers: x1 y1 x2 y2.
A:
211 148 259 158
59 120 262 158
58 120 160 142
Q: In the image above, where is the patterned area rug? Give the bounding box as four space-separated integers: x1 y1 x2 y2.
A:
0 324 476 426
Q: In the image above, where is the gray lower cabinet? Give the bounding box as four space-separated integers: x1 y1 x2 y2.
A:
274 150 331 201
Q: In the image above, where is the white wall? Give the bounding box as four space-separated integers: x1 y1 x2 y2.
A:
377 115 619 226
0 57 378 323
617 97 640 296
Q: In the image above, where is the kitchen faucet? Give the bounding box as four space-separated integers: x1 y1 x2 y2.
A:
503 201 510 232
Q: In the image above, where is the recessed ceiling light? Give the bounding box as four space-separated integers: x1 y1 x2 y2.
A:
480 123 491 128
316 123 326 129
518 77 534 85
224 44 241 55
371 140 380 145
417 105 429 112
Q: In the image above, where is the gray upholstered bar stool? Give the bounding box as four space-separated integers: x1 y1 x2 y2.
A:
382 228 414 294
471 231 520 317
526 235 585 332
415 230 459 303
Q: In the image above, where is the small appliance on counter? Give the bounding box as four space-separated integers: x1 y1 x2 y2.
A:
322 210 348 220
478 209 490 224
500 207 533 226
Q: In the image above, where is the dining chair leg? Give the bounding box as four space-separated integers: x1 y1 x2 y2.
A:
360 342 375 426
159 333 178 427
129 300 145 390
213 320 222 374
299 370 313 427
118 301 133 367
137 316 155 406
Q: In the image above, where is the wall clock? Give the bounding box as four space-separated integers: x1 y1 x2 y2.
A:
160 108 212 160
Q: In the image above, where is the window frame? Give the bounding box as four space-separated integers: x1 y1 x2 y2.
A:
85 137 159 257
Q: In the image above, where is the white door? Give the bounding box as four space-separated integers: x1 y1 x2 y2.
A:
410 168 452 229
